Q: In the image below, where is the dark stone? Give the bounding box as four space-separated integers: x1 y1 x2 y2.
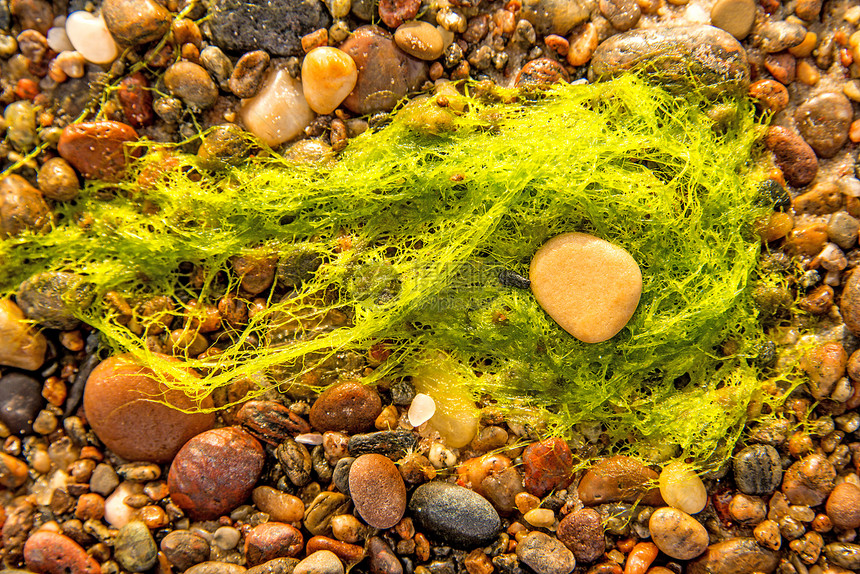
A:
0 373 44 435
17 271 94 330
332 457 354 495
409 482 501 548
0 0 10 30
276 438 312 487
733 444 782 496
207 0 331 57
348 430 418 459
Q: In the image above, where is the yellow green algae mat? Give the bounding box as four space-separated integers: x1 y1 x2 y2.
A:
0 75 779 469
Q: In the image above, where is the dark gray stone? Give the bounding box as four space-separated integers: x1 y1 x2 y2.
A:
206 0 331 57
332 456 354 495
409 482 501 548
0 373 44 435
733 444 782 496
348 430 418 459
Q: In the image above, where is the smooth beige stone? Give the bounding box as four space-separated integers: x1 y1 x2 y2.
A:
241 67 316 147
301 47 358 115
0 298 46 370
530 232 641 343
710 0 756 40
394 21 445 61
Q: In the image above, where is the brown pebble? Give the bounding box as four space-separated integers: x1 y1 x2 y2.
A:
245 522 304 566
826 482 860 530
516 57 570 87
764 52 796 84
0 452 29 488
842 269 860 336
648 507 709 560
578 455 663 506
801 342 847 399
37 157 79 201
252 486 305 523
164 61 219 110
710 0 756 39
0 174 51 238
309 381 382 434
522 438 574 497
369 536 403 574
101 0 171 45
229 51 270 99
306 535 365 563
557 508 605 563
785 222 827 256
794 92 854 158
57 121 139 182
782 454 836 506
378 0 421 28
118 72 154 128
748 79 789 113
794 182 842 215
75 493 105 520
795 0 822 20
394 21 444 61
764 126 818 187
599 0 640 31
349 453 407 529
728 494 767 525
24 531 100 574
687 537 779 574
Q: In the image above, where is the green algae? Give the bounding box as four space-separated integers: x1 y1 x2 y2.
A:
1 75 778 467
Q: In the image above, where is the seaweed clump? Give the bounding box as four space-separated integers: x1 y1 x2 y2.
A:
0 75 775 468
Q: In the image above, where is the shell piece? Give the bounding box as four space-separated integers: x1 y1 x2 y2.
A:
659 461 708 514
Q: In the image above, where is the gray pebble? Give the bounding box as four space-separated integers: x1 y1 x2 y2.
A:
824 542 860 570
827 212 859 250
200 45 234 90
89 463 120 496
516 532 576 574
409 481 501 548
332 456 354 495
757 21 806 53
348 430 418 459
733 444 782 495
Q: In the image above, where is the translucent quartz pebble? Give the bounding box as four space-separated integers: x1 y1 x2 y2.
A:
240 66 315 147
65 11 118 65
529 232 642 343
301 47 358 115
659 461 708 514
408 393 436 427
47 26 74 53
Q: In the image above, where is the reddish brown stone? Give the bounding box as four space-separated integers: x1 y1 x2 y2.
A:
118 72 154 128
515 58 570 87
57 121 140 182
83 353 215 463
306 536 366 563
763 126 818 188
0 452 29 488
168 426 265 520
378 0 421 28
764 52 795 85
522 438 574 497
0 174 51 238
309 380 382 433
557 508 605 563
748 79 789 113
24 531 100 574
10 0 52 34
244 522 304 566
236 400 311 444
782 454 836 506
826 482 860 530
843 269 860 336
349 453 407 529
578 455 664 506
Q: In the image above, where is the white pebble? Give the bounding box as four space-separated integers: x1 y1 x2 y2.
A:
213 526 241 550
684 3 710 23
47 27 74 52
240 66 315 147
408 393 436 427
296 432 325 445
65 11 118 65
104 482 143 528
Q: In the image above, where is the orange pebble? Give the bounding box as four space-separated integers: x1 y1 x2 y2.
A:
15 78 38 100
624 542 659 574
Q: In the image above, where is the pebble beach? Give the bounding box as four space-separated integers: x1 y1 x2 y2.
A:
1 0 860 573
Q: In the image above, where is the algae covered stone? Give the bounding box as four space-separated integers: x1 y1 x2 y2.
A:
530 232 642 343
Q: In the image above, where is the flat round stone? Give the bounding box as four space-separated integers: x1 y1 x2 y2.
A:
529 232 642 343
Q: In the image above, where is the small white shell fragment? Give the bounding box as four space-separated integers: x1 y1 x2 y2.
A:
65 11 118 65
529 232 642 343
295 432 325 446
240 67 316 147
47 26 74 53
659 461 708 514
408 393 436 427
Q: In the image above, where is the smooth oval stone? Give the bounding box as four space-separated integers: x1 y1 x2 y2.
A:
164 61 219 109
781 454 836 506
240 66 315 147
530 232 641 343
168 426 265 520
83 353 216 463
710 0 756 39
659 462 707 514
23 531 101 574
115 520 158 572
65 11 118 64
349 454 406 529
409 481 501 548
688 538 778 574
0 174 51 238
825 542 860 570
229 50 270 99
38 157 80 201
58 120 139 182
733 444 782 496
589 25 750 97
578 456 664 506
309 380 382 434
102 0 171 45
301 47 358 115
763 126 818 187
516 532 576 574
794 92 853 158
649 507 709 560
294 550 343 574
186 563 248 574
0 372 44 435
244 522 304 566
5 100 38 151
556 508 605 563
0 299 46 371
520 0 595 35
394 22 444 61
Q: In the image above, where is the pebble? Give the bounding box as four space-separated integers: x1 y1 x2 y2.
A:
599 0 640 31
520 0 594 35
348 430 418 459
229 50 270 99
516 532 576 574
578 456 663 506
349 454 406 529
409 481 501 547
782 454 836 506
309 381 382 434
37 157 79 201
114 520 157 572
277 438 312 487
239 66 315 147
305 536 365 563
10 0 52 34
828 212 860 250
757 21 807 53
304 492 351 535
213 526 240 550
46 26 73 52
339 26 427 115
733 444 782 495
589 25 750 97
530 233 641 343
164 61 219 109
57 120 139 182
83 353 215 462
648 507 709 560
794 93 853 158
160 530 211 571
687 537 779 574
524 508 556 528
522 438 574 497
0 372 44 436
117 72 154 128
332 457 353 494
764 52 795 85
763 126 818 187
0 452 29 487
197 123 252 171
728 493 767 525
824 542 860 570
394 22 444 61
754 519 781 550
556 508 604 563
842 269 860 335
301 47 358 115
168 426 265 520
801 341 847 398
0 174 50 238
826 482 860 529
252 486 305 523
17 271 93 329
207 0 330 56
186 563 248 574
101 0 171 46
64 11 117 64
710 0 756 39
658 462 707 514
5 100 37 151
748 79 789 113
293 550 344 574
24 531 100 574
246 558 299 574
201 45 233 89
0 300 46 371
515 57 570 87
104 481 143 527
245 522 304 566
795 0 822 20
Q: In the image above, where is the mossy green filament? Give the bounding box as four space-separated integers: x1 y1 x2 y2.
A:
1 75 774 467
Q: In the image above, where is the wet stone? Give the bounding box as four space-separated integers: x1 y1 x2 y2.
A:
168 426 265 520
394 21 444 61
89 464 119 496
115 520 157 572
207 0 331 57
310 380 382 434
687 537 779 574
599 0 640 32
578 456 663 506
827 212 859 250
733 444 782 495
349 453 407 529
763 126 818 187
794 93 853 158
245 522 304 566
246 558 300 574
589 25 750 97
556 508 605 563
332 457 354 494
514 57 570 87
516 532 576 574
118 72 154 128
648 507 709 560
17 271 93 330
37 157 80 201
101 0 171 46
252 486 305 523
764 52 795 85
57 120 139 182
378 0 420 28
5 100 37 151
10 0 52 35
0 371 44 437
160 530 211 571
710 0 756 40
186 563 248 574
301 47 358 115
480 466 523 514
748 79 789 114
23 530 100 574
347 430 418 459
368 537 402 574
824 542 860 570
520 0 595 35
409 481 501 548
229 50 270 99
0 174 51 238
841 269 860 335
781 454 836 506
0 452 29 488
304 492 351 536
825 482 860 530
294 550 344 574
522 438 574 497
757 21 807 53
197 124 253 171
277 438 312 487
164 61 219 109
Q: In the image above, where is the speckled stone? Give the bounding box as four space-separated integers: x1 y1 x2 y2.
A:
782 454 836 506
23 531 100 574
826 483 860 530
164 61 219 109
733 444 782 496
102 0 171 46
244 523 304 566
160 530 211 571
409 481 501 548
522 438 574 497
763 126 818 187
57 120 139 182
648 507 709 560
520 0 595 35
114 520 157 572
16 271 93 329
688 538 778 574
556 508 605 563
516 532 576 574
349 454 407 529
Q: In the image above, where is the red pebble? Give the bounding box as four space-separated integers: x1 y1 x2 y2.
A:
244 522 304 566
24 531 100 574
118 72 154 128
522 438 573 497
15 78 39 100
